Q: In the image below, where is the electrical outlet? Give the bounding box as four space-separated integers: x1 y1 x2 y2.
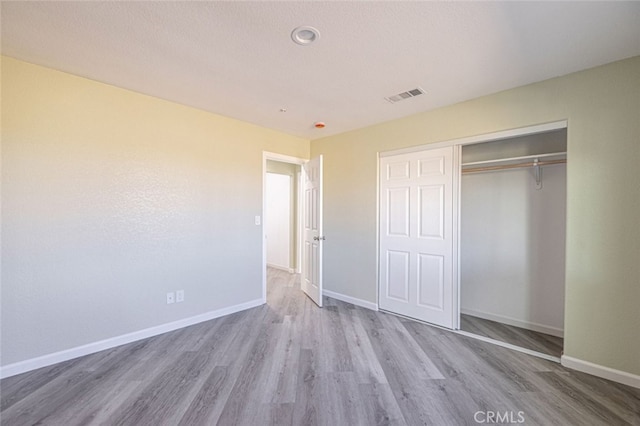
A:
255 215 261 225
176 290 184 303
166 292 175 304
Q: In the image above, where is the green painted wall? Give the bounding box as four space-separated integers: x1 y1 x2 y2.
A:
311 56 640 376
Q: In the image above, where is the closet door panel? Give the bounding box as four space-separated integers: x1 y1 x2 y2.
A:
387 160 410 180
417 253 445 309
386 250 410 302
379 147 456 328
419 157 445 176
387 187 410 237
419 185 444 239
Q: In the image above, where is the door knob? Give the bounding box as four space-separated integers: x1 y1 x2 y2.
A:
313 236 326 241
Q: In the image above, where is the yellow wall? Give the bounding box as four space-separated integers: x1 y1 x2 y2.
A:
1 57 309 365
311 56 640 376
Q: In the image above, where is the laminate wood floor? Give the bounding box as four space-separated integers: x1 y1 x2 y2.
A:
2 268 639 425
460 314 564 358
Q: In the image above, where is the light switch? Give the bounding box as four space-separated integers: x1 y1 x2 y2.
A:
255 215 261 225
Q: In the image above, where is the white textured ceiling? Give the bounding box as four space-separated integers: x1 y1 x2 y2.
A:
2 1 640 139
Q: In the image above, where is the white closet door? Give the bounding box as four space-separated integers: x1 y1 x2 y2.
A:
379 147 456 328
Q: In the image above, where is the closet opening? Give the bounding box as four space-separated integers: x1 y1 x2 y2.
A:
459 129 567 358
377 121 568 360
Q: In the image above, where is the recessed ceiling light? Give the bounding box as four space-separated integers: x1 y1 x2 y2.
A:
291 26 320 46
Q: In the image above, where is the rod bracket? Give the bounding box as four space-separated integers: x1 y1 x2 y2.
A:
533 159 542 190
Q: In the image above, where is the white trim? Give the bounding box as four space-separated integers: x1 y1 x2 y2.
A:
0 298 264 379
451 144 461 329
561 355 640 389
324 290 379 311
267 263 295 273
263 151 306 165
455 143 463 331
379 120 568 157
375 152 381 307
296 170 303 274
461 309 564 338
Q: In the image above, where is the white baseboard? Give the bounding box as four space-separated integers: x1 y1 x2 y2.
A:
0 298 264 379
266 263 294 273
461 308 564 338
323 289 378 311
561 355 640 389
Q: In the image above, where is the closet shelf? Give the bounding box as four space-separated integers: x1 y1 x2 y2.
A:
461 151 567 169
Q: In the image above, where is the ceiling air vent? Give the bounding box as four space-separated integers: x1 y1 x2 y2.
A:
385 87 426 103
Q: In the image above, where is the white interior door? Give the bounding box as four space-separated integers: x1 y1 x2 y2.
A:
302 155 323 307
379 146 456 328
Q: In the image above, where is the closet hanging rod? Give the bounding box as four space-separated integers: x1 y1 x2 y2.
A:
461 159 566 174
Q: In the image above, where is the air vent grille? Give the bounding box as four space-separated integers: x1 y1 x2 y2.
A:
385 87 425 103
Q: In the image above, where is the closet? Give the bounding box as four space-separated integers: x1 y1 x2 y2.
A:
378 123 567 357
460 130 566 357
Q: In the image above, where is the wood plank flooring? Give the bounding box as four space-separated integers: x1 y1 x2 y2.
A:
460 314 564 358
1 268 639 425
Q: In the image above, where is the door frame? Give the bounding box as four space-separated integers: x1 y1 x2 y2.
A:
262 152 306 304
377 120 568 329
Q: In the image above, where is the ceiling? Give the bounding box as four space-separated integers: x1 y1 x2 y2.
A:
2 1 640 140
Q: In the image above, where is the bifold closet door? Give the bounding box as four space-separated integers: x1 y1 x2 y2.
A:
379 146 456 328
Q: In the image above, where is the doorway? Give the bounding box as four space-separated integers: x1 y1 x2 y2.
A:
263 154 303 306
265 168 296 273
262 152 324 307
378 121 567 359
